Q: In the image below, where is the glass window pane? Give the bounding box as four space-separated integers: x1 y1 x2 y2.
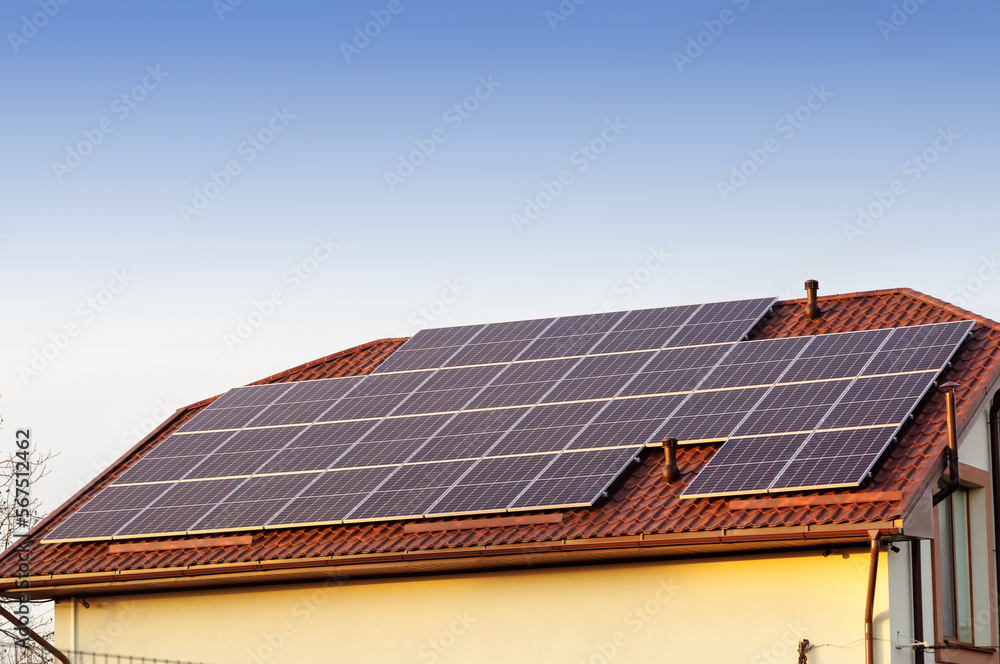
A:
939 495 957 638
952 490 974 643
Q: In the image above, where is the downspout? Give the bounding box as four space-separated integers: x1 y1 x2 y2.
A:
933 383 961 506
910 542 925 664
990 391 1000 638
0 604 71 664
866 531 881 664
70 596 76 656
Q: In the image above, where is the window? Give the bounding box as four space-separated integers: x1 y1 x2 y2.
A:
937 488 974 643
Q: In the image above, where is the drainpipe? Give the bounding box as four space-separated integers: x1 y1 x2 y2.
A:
990 391 1000 638
70 596 76 658
910 541 925 664
933 382 961 506
865 531 881 664
0 604 71 664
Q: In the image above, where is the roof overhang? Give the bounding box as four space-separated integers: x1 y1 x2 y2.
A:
3 521 900 600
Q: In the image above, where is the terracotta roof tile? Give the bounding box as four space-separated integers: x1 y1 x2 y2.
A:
3 290 999 581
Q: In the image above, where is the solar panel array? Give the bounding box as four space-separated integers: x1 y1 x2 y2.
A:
46 298 777 541
678 320 974 497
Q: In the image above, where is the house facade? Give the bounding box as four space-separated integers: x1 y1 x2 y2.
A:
2 288 998 664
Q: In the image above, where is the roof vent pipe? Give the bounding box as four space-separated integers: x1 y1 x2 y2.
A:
804 280 822 319
661 438 680 483
933 382 961 506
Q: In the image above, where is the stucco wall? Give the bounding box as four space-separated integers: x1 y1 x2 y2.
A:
54 548 892 664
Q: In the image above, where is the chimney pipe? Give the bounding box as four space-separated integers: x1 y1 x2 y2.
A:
804 280 822 319
933 382 961 506
661 438 680 483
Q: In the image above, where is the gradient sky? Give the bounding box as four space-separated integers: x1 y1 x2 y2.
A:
1 0 997 511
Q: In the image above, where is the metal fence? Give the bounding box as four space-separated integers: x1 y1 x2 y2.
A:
1 647 210 664
66 653 210 664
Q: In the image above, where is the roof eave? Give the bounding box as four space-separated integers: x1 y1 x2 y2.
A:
1 521 901 600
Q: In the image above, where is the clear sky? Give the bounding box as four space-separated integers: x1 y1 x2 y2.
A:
1 0 997 511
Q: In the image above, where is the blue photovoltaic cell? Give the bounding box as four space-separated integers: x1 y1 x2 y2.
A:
444 340 535 367
681 434 810 498
508 448 639 510
566 419 665 450
275 377 363 403
619 305 700 330
150 478 245 509
471 318 555 344
768 428 894 491
687 297 777 324
417 431 508 461
516 334 607 361
371 346 461 373
392 387 482 415
488 426 585 456
176 406 266 433
398 324 484 351
214 427 304 454
143 431 234 459
588 327 682 355
209 383 294 409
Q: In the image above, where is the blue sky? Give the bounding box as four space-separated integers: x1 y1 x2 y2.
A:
1 0 997 510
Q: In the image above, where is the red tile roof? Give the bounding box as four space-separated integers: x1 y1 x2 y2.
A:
3 289 999 591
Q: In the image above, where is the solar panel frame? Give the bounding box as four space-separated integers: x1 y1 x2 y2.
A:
682 321 973 499
766 321 972 492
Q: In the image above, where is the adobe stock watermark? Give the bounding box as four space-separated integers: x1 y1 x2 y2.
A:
576 578 679 664
716 85 833 202
877 0 929 41
410 279 466 329
245 577 348 664
7 0 71 54
946 255 999 308
545 0 586 30
843 126 958 243
17 269 135 385
599 246 671 312
749 622 808 664
84 602 146 651
384 75 501 192
57 397 180 505
511 117 627 233
672 0 752 73
179 107 295 223
223 236 338 352
52 66 169 183
340 0 414 63
418 611 476 663
213 0 245 21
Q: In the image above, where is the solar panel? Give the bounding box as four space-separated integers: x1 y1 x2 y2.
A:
48 299 971 541
372 298 774 374
680 433 810 497
680 320 974 498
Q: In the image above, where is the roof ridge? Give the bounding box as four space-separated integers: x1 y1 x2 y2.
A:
893 287 1000 331
777 287 1000 330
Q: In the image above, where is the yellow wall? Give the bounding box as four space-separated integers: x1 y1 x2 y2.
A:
53 548 894 664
